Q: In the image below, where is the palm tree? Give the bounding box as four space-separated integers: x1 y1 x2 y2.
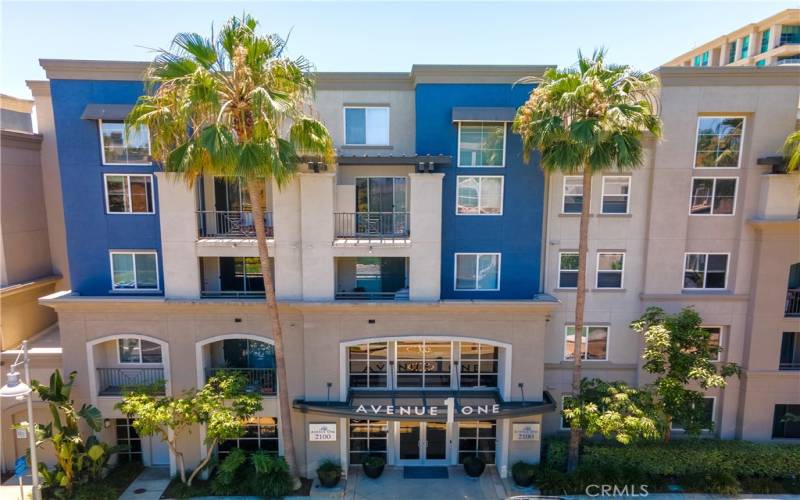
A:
513 50 661 471
127 14 334 482
782 130 800 172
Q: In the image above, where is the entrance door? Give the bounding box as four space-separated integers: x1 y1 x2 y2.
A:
149 436 170 466
397 421 448 465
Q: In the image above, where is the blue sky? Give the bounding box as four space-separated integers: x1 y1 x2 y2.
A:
1 1 794 98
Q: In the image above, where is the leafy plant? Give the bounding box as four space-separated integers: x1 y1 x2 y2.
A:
317 459 342 475
211 448 247 496
363 455 385 467
249 451 294 498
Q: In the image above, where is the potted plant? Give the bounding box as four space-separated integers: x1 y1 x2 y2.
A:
362 455 385 479
317 459 342 488
463 454 486 477
511 461 536 487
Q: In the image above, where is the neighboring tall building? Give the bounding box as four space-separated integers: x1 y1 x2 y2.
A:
665 9 800 67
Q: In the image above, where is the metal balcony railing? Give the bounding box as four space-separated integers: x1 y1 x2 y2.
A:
197 211 273 238
96 367 165 396
334 290 409 301
786 289 800 317
201 290 266 299
779 361 800 371
205 367 276 396
334 212 410 239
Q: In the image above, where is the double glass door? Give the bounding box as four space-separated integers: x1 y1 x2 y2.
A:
398 421 448 465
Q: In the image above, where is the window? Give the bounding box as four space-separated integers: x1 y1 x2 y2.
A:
780 332 800 370
349 419 388 464
349 342 388 388
564 325 608 361
458 122 505 167
562 176 583 213
728 41 737 63
219 417 279 457
760 29 771 53
455 253 500 291
558 253 579 288
683 253 728 289
596 252 624 289
458 421 496 464
601 176 630 214
694 117 744 168
780 26 800 45
110 251 159 290
105 174 154 214
772 404 800 438
115 419 143 463
118 338 162 364
693 55 701 67
689 178 737 215
741 35 750 58
456 176 503 215
459 342 498 388
756 59 767 67
344 107 389 146
99 121 150 165
396 341 452 388
672 397 715 431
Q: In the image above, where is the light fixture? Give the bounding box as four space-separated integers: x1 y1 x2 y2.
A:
0 371 32 398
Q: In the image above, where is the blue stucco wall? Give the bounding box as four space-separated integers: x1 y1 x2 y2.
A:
415 83 544 299
50 80 162 296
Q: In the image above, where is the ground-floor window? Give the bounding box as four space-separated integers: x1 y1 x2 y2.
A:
349 419 388 464
115 418 143 463
458 420 496 464
772 404 800 439
218 417 279 458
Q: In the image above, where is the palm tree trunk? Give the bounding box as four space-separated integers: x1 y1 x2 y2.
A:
567 167 592 472
246 179 301 485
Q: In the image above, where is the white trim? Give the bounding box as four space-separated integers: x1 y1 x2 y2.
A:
86 334 172 402
109 250 160 291
595 252 625 289
557 251 579 289
453 252 502 291
688 177 738 216
682 252 731 290
600 175 631 215
456 122 506 168
561 175 583 214
103 173 155 214
342 106 391 146
193 334 277 393
116 337 163 365
692 116 746 169
455 175 504 216
563 324 610 362
98 119 153 166
670 396 717 431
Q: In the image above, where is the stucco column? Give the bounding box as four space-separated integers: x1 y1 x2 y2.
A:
155 172 200 298
299 172 335 300
768 23 781 51
408 173 444 301
272 177 303 299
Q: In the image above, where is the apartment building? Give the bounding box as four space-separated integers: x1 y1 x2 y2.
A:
665 9 800 67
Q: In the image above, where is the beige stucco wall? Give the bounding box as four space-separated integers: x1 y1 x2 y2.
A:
0 280 57 349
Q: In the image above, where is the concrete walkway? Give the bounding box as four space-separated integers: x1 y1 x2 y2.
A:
120 467 171 500
0 474 32 500
344 466 505 500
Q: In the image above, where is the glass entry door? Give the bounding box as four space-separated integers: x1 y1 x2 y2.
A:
397 421 449 465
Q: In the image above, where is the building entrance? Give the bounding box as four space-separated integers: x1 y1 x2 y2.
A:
397 421 448 465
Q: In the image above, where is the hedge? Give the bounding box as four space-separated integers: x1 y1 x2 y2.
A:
543 437 800 478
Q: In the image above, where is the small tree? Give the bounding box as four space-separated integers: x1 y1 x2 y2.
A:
630 306 741 441
117 372 262 485
562 378 661 445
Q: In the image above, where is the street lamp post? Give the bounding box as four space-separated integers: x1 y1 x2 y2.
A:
1 341 41 500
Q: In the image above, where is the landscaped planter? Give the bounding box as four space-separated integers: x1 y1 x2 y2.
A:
463 455 486 477
317 460 342 488
362 455 386 479
511 461 536 487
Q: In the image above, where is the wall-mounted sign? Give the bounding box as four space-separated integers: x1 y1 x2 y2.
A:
15 428 27 439
309 423 337 442
354 401 500 422
512 422 540 441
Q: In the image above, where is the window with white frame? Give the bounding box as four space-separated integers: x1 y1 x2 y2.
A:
456 176 503 215
564 325 608 361
683 253 728 289
459 342 499 388
694 117 744 168
218 417 279 457
118 338 163 364
689 178 737 215
558 252 579 288
110 251 159 290
596 252 624 288
344 107 389 146
105 174 154 213
671 397 715 431
562 176 583 213
99 121 151 165
349 419 388 464
458 122 505 167
601 176 630 214
458 420 496 464
348 342 388 388
455 253 500 291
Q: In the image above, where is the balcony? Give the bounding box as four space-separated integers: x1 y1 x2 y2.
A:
202 338 276 396
205 367 275 395
787 289 800 317
197 211 273 239
199 256 273 299
335 257 409 301
334 212 410 241
96 367 165 396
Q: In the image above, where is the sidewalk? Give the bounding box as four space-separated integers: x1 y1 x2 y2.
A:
119 467 171 500
0 474 31 500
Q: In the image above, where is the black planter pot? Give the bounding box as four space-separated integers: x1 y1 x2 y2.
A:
318 470 341 488
512 468 535 488
363 462 385 479
463 457 486 477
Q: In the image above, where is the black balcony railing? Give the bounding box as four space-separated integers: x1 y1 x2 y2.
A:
200 290 266 299
205 367 276 395
779 362 800 371
334 212 410 239
97 367 165 396
786 289 800 317
334 291 408 301
197 211 273 238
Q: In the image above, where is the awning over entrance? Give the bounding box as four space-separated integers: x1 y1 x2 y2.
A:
293 389 556 421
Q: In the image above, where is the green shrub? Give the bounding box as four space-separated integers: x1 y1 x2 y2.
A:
211 448 247 495
363 455 385 467
543 437 568 471
249 451 294 499
740 476 785 494
681 471 741 495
